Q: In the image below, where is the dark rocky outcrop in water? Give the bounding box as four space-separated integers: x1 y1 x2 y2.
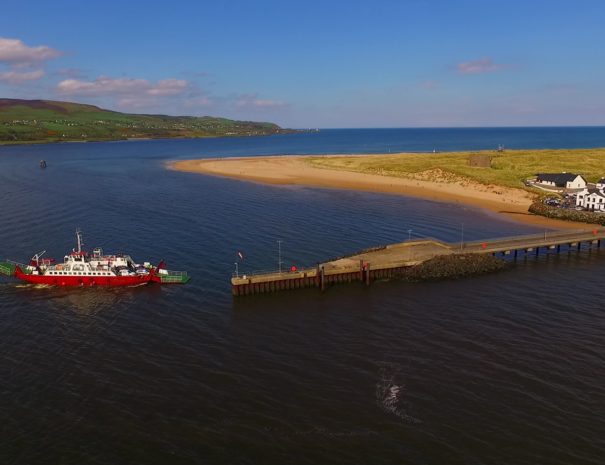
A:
529 201 605 225
395 253 508 282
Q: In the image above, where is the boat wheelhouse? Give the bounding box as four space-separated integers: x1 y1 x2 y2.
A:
0 229 189 286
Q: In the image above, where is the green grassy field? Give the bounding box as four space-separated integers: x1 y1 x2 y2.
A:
307 149 605 189
0 99 292 144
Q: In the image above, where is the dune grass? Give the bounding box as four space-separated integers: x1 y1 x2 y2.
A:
306 149 605 189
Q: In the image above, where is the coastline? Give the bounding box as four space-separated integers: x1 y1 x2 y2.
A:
169 155 590 230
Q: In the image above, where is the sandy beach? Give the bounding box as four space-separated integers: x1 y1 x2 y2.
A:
169 155 589 229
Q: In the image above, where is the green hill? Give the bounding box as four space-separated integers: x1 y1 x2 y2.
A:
0 99 294 144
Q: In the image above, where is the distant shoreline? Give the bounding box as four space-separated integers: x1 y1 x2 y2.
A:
169 154 591 229
0 134 287 147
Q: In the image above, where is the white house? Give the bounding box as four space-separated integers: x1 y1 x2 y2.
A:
576 188 605 211
535 173 587 189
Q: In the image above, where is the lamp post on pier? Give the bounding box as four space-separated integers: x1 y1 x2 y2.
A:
277 240 283 274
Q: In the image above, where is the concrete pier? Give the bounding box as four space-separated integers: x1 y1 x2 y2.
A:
231 228 605 296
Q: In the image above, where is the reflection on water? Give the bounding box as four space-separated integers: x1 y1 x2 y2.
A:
1 134 605 464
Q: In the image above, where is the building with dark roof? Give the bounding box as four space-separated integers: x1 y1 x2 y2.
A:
535 173 587 189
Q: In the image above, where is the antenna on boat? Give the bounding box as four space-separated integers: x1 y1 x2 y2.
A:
76 228 83 253
31 250 46 266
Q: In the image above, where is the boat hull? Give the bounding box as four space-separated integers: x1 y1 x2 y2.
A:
15 267 153 287
2 230 189 287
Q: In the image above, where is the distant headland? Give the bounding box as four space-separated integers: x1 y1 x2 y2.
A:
0 98 298 145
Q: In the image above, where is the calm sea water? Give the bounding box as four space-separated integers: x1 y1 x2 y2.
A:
1 128 604 465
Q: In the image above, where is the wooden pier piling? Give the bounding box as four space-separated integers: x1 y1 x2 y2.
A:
231 229 605 296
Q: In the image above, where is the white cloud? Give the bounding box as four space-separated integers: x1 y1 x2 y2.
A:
147 78 188 96
457 58 507 75
56 75 196 113
57 76 192 108
55 67 88 79
0 69 45 84
54 76 289 119
57 76 154 96
235 93 288 109
0 37 62 65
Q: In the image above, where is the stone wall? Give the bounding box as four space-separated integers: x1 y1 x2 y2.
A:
395 253 508 282
528 201 605 225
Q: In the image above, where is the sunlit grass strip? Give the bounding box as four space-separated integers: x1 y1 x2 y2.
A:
306 149 605 189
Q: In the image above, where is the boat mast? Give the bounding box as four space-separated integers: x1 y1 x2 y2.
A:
31 250 46 266
76 228 83 253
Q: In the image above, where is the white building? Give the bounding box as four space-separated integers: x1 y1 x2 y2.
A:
535 173 587 189
596 178 605 190
576 188 605 211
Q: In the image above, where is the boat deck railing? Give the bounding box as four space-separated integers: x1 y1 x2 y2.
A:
461 228 601 248
0 261 15 276
232 266 313 279
0 260 31 276
158 269 191 283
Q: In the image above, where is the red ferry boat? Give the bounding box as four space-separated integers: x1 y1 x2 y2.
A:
0 230 189 287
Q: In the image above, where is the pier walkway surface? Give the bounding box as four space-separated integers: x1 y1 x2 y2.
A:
232 228 605 296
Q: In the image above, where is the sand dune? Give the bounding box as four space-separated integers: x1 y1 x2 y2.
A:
169 155 586 229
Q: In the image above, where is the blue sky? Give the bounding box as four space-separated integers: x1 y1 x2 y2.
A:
1 0 604 128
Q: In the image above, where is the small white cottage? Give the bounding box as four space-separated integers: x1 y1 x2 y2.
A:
535 173 587 189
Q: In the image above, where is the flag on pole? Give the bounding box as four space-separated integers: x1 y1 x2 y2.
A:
237 251 244 260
